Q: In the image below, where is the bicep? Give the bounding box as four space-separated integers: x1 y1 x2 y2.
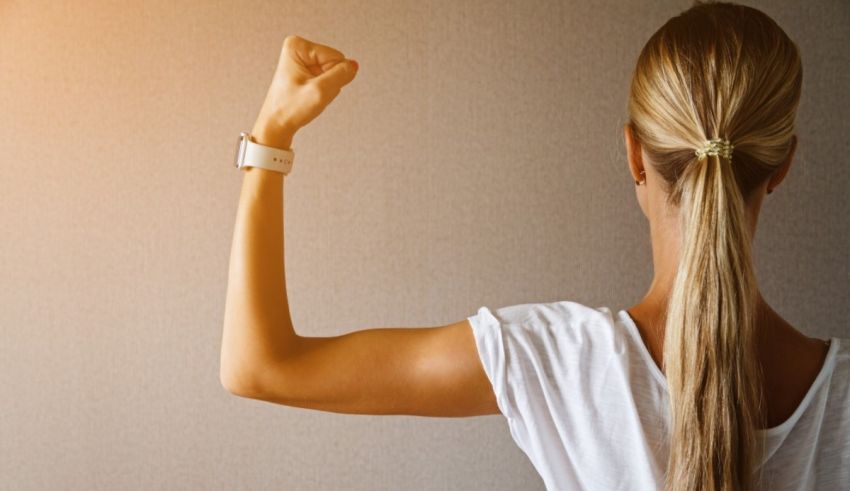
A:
247 319 502 417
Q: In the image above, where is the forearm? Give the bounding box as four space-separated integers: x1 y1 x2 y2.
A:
221 122 299 384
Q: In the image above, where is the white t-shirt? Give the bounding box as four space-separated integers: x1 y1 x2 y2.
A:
467 300 850 490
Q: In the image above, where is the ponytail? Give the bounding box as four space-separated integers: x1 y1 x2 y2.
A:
662 149 766 490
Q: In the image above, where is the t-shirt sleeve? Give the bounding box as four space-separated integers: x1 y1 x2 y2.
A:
466 304 516 420
466 301 573 423
466 301 618 422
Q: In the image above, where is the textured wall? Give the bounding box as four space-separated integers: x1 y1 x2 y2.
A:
1 0 848 489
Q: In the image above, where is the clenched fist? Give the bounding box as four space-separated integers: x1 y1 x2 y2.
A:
252 35 358 148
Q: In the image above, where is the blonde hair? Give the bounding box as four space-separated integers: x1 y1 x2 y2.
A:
626 1 802 489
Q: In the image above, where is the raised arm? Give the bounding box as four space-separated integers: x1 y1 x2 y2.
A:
219 35 500 417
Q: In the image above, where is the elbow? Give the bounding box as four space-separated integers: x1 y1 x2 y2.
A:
219 326 269 399
220 362 266 400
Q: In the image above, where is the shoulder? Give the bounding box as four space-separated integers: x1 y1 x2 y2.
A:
466 299 642 425
470 299 613 324
468 299 628 354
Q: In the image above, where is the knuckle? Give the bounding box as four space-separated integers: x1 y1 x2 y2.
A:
282 34 300 49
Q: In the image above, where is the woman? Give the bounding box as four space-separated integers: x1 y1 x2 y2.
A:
220 1 849 489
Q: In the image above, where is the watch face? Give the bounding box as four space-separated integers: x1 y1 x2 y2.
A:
234 132 249 168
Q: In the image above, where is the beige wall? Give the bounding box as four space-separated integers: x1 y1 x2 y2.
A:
2 0 848 489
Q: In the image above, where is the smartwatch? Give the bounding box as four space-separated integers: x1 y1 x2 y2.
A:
233 131 294 175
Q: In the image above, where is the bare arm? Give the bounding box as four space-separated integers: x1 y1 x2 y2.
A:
219 35 500 417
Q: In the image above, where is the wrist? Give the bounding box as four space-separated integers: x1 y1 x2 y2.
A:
251 118 296 150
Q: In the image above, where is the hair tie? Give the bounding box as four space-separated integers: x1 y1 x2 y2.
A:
695 138 734 160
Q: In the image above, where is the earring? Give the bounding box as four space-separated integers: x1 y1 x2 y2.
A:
635 170 646 185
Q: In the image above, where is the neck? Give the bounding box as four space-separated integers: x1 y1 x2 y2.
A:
631 205 773 338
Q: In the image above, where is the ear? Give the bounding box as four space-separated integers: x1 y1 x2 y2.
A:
624 122 645 183
767 134 797 193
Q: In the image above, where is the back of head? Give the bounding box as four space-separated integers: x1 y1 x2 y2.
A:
626 1 802 490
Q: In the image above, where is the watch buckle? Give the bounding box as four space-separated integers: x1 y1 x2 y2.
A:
234 131 251 169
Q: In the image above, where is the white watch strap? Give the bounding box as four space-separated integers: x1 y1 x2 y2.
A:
237 133 295 174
